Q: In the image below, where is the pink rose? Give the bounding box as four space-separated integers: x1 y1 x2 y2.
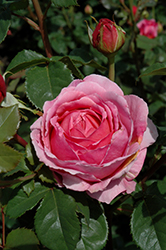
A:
137 19 158 39
30 74 158 204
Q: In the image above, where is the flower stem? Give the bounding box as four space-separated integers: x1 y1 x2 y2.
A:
1 207 5 248
32 0 53 58
14 134 28 148
108 56 115 81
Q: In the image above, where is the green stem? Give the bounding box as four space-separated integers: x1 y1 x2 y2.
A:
108 56 115 81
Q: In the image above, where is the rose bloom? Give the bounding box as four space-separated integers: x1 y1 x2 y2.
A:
30 74 158 204
137 19 158 39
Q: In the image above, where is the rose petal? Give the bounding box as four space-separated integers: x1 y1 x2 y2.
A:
125 95 148 143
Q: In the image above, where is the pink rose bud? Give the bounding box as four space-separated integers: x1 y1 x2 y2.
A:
137 19 158 39
87 18 126 56
84 5 93 15
0 75 6 103
132 6 137 16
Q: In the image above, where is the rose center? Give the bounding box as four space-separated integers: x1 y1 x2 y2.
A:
60 110 101 138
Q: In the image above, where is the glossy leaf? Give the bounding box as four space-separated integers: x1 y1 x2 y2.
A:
6 182 49 218
58 56 84 79
76 200 108 250
131 182 166 250
22 179 35 196
25 61 73 110
51 0 78 7
139 62 166 78
6 49 49 77
4 228 39 250
0 143 23 173
0 7 11 44
0 105 20 142
35 188 80 250
38 165 56 184
1 92 38 114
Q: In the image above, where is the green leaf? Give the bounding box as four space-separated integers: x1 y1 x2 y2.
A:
139 62 166 78
6 49 49 77
22 179 35 196
25 61 73 110
52 56 84 79
68 191 90 225
0 143 23 173
4 228 39 250
0 105 20 142
35 188 80 250
38 165 56 184
1 92 38 114
136 35 158 50
6 182 49 218
76 199 108 250
0 7 11 44
149 100 165 116
9 0 29 11
51 0 78 7
131 182 166 250
69 54 107 71
4 157 30 177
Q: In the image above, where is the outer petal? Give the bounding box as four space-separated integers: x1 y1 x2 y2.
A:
87 178 136 204
125 95 148 143
81 74 124 96
140 118 158 149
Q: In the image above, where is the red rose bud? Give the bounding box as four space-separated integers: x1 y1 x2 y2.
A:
0 75 6 103
91 18 126 56
132 6 137 16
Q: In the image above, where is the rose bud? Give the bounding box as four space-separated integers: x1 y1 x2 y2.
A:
87 18 126 56
137 19 158 39
157 22 163 33
132 6 137 16
84 4 93 15
0 75 6 103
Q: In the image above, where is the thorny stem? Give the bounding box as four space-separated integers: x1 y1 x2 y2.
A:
14 134 28 148
1 207 5 248
32 0 53 58
12 12 39 31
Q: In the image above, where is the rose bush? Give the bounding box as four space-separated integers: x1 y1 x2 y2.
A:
30 74 158 203
137 19 158 39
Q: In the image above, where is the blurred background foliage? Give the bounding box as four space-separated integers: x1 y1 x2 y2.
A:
0 0 166 249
